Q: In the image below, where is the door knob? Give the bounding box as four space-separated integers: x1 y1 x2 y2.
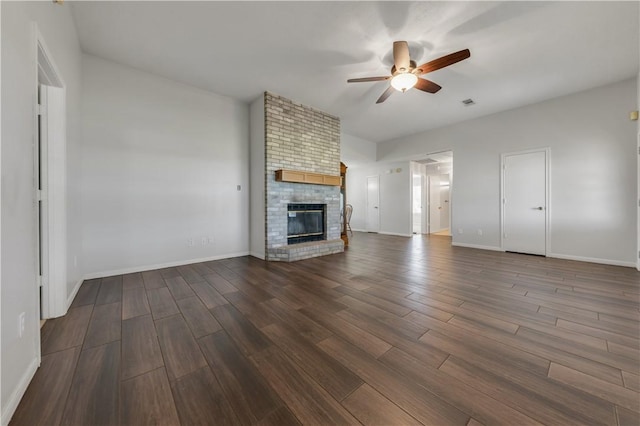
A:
374 206 378 209
534 206 544 210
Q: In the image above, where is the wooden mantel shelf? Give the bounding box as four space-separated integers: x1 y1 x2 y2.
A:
275 169 341 186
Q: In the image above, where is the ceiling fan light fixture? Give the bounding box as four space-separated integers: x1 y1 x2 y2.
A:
390 73 418 92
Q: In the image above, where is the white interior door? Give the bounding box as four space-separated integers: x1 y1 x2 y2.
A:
38 85 50 319
366 176 380 232
422 173 429 233
502 150 547 255
428 175 441 233
38 84 67 318
412 174 422 234
439 174 450 230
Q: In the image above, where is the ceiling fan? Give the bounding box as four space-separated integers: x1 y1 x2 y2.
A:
347 41 470 104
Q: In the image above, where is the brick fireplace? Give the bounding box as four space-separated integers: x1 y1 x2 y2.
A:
249 92 344 261
287 203 326 245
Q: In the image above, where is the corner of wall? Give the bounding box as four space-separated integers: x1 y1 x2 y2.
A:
249 93 266 257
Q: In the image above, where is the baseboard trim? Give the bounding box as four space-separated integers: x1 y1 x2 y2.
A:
451 242 505 252
249 251 266 260
547 252 636 268
378 231 413 238
1 356 39 426
83 251 251 280
66 277 84 310
430 227 449 234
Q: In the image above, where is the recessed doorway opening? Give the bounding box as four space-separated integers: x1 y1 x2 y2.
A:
411 150 453 237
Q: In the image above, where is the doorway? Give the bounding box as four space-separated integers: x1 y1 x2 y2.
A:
36 31 67 320
411 164 423 234
428 174 451 235
366 175 380 232
501 148 549 255
412 151 453 236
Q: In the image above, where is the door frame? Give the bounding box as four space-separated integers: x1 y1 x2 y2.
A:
33 25 68 320
366 175 380 232
411 150 454 237
500 147 550 255
410 161 425 234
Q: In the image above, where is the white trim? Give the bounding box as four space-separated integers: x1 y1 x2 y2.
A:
350 228 412 237
452 242 505 252
547 253 636 268
500 147 551 255
408 162 415 235
378 231 412 238
0 357 39 426
449 155 454 240
82 252 250 280
34 26 68 320
249 251 266 260
35 29 65 88
66 277 85 311
0 3 3 422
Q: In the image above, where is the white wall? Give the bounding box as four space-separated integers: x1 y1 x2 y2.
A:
249 94 265 259
0 3 4 423
637 72 640 270
81 55 249 276
378 78 638 266
1 1 83 421
347 161 411 236
341 133 376 167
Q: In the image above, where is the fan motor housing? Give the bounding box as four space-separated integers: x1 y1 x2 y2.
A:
391 60 418 75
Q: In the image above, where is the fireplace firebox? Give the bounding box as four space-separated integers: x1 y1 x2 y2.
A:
287 204 326 245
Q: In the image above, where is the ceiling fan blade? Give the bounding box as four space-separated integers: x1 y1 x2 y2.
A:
376 86 395 104
393 41 411 72
415 49 470 75
414 78 442 93
347 76 391 83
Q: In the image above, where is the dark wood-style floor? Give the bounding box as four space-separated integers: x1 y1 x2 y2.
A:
11 233 640 425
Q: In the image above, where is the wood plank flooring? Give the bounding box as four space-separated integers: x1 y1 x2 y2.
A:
11 233 640 425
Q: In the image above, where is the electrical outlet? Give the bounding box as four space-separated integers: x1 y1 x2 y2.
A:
18 312 25 338
458 228 463 234
187 238 194 247
477 229 483 236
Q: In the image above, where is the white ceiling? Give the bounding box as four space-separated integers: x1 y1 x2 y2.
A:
70 1 639 143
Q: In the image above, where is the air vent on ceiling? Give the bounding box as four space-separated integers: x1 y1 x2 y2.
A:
462 98 475 106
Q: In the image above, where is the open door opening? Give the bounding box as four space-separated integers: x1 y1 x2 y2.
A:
413 151 453 237
429 173 451 235
411 162 424 234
